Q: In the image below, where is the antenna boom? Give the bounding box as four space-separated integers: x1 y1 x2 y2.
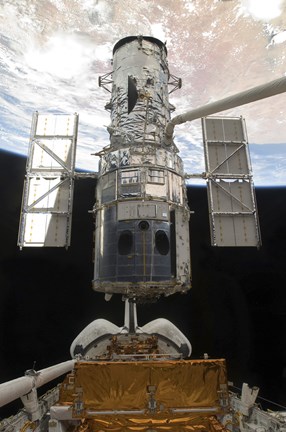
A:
166 75 286 142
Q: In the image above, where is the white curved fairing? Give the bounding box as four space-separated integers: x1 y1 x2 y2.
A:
70 319 120 358
142 318 192 357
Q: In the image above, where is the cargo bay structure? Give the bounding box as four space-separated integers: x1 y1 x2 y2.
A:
2 36 286 432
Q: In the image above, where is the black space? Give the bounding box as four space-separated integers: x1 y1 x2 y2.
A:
0 149 285 418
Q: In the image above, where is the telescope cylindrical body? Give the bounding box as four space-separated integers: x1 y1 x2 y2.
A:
93 36 191 300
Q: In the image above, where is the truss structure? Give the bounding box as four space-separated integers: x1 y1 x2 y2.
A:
18 112 79 248
202 116 261 247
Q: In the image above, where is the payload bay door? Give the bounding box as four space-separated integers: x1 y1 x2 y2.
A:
18 113 78 248
202 116 261 247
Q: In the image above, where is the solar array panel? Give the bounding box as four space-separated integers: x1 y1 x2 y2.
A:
18 113 78 247
202 116 261 247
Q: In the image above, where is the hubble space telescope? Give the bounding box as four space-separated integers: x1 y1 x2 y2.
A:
17 36 264 301
1 36 286 432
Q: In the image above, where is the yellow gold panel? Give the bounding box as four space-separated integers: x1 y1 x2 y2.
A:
75 414 228 431
61 359 228 414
